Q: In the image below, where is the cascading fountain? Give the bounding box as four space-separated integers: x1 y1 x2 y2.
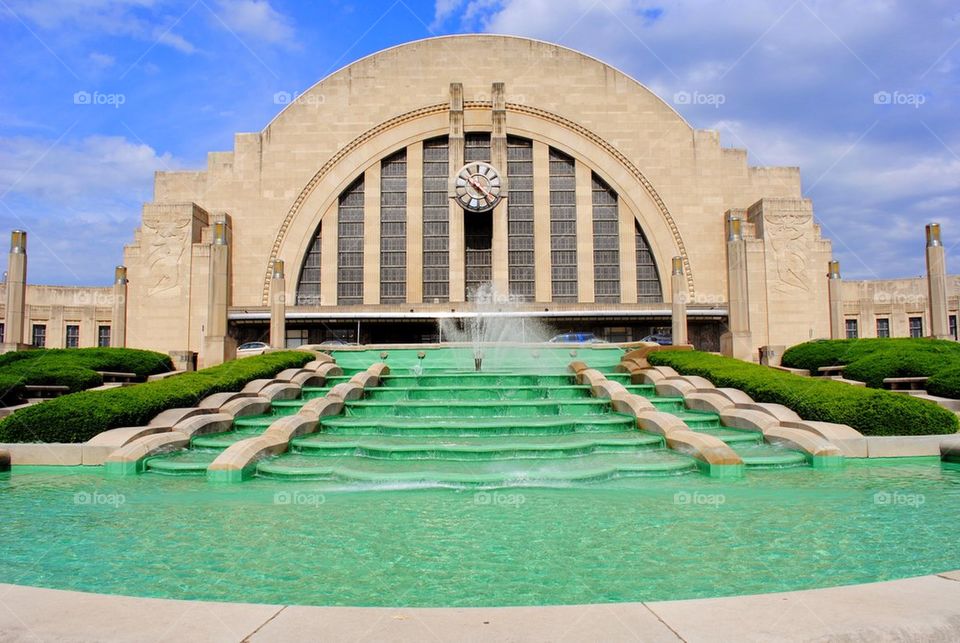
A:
439 282 552 371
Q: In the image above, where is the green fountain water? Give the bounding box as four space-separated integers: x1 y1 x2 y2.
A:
143 345 807 483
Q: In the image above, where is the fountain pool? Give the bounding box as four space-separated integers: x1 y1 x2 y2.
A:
2 458 959 607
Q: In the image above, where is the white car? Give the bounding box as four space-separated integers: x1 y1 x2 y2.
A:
236 341 269 357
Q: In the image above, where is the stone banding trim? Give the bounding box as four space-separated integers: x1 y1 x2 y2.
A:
207 363 390 482
263 100 695 302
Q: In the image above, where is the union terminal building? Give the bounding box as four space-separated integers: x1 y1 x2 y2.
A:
5 35 958 365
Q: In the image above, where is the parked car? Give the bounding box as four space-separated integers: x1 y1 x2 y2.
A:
236 341 269 357
639 333 673 346
548 332 606 344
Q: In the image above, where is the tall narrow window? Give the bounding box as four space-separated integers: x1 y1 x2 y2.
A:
464 133 492 299
635 223 663 302
876 318 890 338
507 137 534 301
549 148 577 302
98 325 111 347
380 150 407 303
951 315 958 340
592 174 620 303
909 316 923 338
337 176 364 305
65 324 80 348
297 225 322 306
422 137 449 302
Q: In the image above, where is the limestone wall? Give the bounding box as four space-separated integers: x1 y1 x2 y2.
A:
0 283 115 348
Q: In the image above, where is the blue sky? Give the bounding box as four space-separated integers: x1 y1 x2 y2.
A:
1 0 958 286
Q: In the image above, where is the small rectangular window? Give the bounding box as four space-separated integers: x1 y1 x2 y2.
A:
909 316 923 338
0 322 4 343
950 315 957 341
876 318 890 338
844 319 858 339
65 324 80 348
97 325 111 347
32 324 46 348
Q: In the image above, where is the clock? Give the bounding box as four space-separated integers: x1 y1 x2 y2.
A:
454 162 503 212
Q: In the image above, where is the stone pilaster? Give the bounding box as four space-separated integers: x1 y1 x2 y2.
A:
532 141 551 303
926 223 951 339
202 220 236 367
720 214 753 359
490 82 509 294
828 260 844 339
447 83 465 302
405 141 424 304
3 230 27 349
671 257 688 346
269 260 286 348
111 266 128 347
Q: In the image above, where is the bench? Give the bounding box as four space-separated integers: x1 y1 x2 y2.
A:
816 365 847 376
22 384 70 399
95 371 139 383
883 376 929 392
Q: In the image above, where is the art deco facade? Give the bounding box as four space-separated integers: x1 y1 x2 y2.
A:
0 36 956 362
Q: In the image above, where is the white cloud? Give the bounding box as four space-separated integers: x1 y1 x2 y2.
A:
155 28 196 54
0 135 183 284
0 135 177 204
88 52 116 68
441 0 960 278
214 0 295 46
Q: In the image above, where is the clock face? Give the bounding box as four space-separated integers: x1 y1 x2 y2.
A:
454 162 502 212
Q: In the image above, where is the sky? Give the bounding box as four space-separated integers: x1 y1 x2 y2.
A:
0 0 958 285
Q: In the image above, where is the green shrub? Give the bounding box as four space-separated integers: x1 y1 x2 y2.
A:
842 350 939 388
0 348 173 404
0 351 313 444
927 367 960 399
781 338 960 393
648 350 958 436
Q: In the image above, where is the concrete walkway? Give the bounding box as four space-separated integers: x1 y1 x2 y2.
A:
3 572 960 642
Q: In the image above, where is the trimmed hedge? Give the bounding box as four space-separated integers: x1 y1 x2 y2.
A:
0 350 313 444
648 349 959 436
781 338 960 392
0 348 173 404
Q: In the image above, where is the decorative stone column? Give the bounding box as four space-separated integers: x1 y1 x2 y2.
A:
3 230 27 350
828 260 844 339
490 82 510 295
269 259 286 349
926 223 951 339
202 221 236 367
447 83 466 302
720 215 753 359
111 265 128 347
671 256 688 346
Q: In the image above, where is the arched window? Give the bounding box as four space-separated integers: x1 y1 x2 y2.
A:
507 136 534 301
592 174 620 303
337 176 364 305
549 148 577 302
380 150 407 303
636 223 662 302
296 226 322 306
422 137 449 302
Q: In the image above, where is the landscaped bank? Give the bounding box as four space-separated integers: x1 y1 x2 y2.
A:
0 347 172 404
648 350 959 436
782 338 960 396
0 351 313 443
